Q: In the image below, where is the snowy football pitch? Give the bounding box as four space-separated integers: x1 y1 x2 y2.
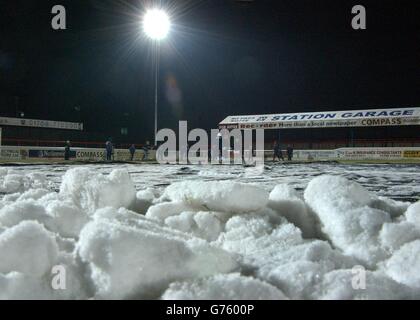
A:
0 163 419 299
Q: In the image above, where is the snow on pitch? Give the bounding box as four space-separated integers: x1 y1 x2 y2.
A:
0 165 419 300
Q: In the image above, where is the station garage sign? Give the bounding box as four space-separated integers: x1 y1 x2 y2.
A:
219 107 420 130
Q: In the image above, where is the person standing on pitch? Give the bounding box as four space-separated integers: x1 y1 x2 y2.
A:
272 140 284 162
287 145 294 161
105 140 113 162
142 140 151 161
64 141 71 161
129 144 136 161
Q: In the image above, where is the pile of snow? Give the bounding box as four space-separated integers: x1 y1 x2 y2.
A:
146 180 270 241
0 167 419 300
216 213 361 299
77 207 238 299
0 169 53 195
304 175 414 265
59 168 136 214
0 193 87 239
0 220 88 299
163 180 269 213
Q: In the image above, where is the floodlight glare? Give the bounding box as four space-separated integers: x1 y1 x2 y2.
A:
143 9 170 40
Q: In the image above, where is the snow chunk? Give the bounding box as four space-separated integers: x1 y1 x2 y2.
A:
305 175 373 211
165 212 195 233
0 173 25 194
0 252 90 300
0 170 52 195
52 252 92 299
162 273 288 300
0 200 53 228
146 201 197 221
45 201 90 238
260 240 357 299
137 188 158 203
193 211 224 241
304 175 391 265
133 188 159 214
379 221 420 252
381 240 420 289
217 213 356 299
163 181 269 213
0 196 88 239
268 184 318 238
0 221 58 277
371 197 410 219
164 211 224 241
406 202 420 227
77 208 238 299
59 168 136 214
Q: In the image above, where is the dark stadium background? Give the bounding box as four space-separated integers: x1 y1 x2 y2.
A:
1 0 419 147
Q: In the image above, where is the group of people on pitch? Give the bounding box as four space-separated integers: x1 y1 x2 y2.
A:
63 140 152 162
64 139 293 162
127 141 152 162
109 140 152 162
272 140 294 162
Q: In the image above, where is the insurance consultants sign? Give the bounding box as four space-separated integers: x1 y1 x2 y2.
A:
219 107 420 130
0 117 83 131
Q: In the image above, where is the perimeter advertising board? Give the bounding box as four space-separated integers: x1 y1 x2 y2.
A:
75 149 149 161
337 148 420 160
0 117 83 130
219 107 420 130
0 147 152 161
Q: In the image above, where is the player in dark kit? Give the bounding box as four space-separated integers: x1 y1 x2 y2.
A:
273 140 284 162
129 144 136 161
287 145 294 161
64 141 71 161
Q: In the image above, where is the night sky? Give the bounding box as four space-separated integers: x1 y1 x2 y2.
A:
1 0 419 143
